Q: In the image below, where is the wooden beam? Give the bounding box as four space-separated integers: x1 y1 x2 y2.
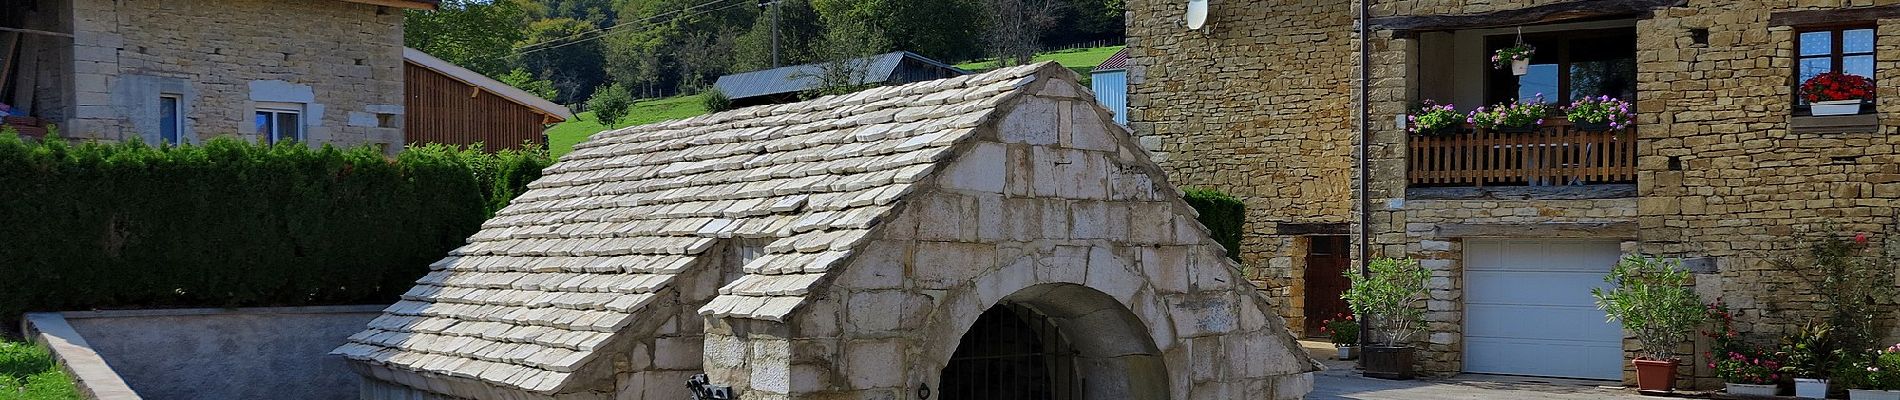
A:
0 26 74 39
1769 6 1900 27
337 0 436 10
1271 222 1351 236
1369 0 1685 33
1433 222 1638 239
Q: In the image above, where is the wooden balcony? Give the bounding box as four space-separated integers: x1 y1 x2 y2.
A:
1408 120 1636 187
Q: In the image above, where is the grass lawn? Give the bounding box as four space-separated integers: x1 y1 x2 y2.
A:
0 341 77 400
546 94 709 158
955 45 1124 74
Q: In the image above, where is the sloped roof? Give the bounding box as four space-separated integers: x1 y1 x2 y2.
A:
404 48 573 121
1092 47 1129 73
336 63 1059 395
711 51 968 100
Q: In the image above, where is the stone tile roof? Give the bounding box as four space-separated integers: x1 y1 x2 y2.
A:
336 62 1057 395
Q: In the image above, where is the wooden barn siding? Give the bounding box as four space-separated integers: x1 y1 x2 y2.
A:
404 62 549 151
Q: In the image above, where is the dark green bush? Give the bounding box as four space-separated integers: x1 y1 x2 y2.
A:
1182 188 1244 262
0 133 550 319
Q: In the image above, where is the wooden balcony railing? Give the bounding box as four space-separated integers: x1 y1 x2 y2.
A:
1408 120 1636 187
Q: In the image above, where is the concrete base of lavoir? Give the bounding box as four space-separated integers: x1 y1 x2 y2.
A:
22 305 384 400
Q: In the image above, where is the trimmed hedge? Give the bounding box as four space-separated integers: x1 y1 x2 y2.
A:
1183 188 1245 262
0 133 550 319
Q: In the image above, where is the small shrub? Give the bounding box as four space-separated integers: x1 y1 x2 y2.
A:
586 83 633 126
1320 314 1361 347
1181 188 1243 262
1344 258 1428 346
701 89 734 113
1591 255 1707 361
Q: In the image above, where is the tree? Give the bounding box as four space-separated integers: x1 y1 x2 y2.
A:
734 0 825 71
406 0 532 77
518 18 607 103
800 0 891 99
498 69 559 100
984 0 1065 66
586 83 633 126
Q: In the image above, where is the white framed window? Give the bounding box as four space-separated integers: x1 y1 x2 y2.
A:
159 95 182 144
254 103 303 144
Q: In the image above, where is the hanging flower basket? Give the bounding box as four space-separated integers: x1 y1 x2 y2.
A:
1492 43 1535 76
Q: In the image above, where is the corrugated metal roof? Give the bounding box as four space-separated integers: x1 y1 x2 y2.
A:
712 51 964 100
1092 48 1130 73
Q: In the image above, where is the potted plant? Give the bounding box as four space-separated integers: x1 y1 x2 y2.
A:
1343 258 1429 380
1407 100 1462 136
1842 344 1900 400
1563 95 1635 132
1591 255 1707 392
1320 314 1362 360
1492 43 1536 75
1800 72 1875 116
1469 96 1552 133
1706 303 1784 396
1781 322 1839 399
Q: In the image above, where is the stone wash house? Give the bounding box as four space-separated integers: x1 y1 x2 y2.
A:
1130 0 1900 387
336 63 1319 400
1 0 431 153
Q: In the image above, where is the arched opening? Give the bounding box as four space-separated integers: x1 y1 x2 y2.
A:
939 304 1079 399
937 283 1169 400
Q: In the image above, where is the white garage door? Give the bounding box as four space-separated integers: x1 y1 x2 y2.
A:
1463 238 1625 380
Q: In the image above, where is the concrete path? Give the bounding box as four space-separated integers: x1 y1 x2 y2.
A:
1297 341 1650 400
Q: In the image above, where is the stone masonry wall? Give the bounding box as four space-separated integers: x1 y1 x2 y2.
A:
67 0 404 152
1125 0 1360 336
700 78 1318 400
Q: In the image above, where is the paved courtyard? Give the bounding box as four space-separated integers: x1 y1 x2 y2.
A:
1300 341 1652 399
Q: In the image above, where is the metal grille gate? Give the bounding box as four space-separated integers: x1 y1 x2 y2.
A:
937 304 1080 400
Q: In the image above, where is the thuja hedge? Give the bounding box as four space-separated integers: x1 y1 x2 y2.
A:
1182 188 1245 262
0 133 550 318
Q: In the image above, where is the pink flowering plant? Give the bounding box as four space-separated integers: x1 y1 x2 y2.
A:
1408 100 1462 136
1563 95 1634 130
1705 302 1784 384
1491 43 1535 69
1838 344 1900 390
1468 95 1552 131
1319 314 1361 347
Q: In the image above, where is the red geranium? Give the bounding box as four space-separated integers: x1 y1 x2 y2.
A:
1801 72 1876 103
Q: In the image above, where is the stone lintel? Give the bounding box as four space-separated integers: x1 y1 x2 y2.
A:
1433 222 1637 239
1407 184 1637 200
1369 0 1685 35
1271 222 1350 236
1789 114 1880 134
1768 5 1900 27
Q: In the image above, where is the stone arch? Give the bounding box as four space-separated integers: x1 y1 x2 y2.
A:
924 281 1173 400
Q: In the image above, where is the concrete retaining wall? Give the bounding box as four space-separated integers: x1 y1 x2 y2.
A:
25 305 383 400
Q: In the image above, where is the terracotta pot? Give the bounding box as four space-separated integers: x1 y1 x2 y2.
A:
1363 346 1415 380
1632 359 1677 392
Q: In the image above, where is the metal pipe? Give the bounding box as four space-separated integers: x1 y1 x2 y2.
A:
1355 0 1374 352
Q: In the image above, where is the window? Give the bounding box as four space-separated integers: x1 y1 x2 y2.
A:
1485 28 1638 105
254 105 303 144
159 95 182 144
1795 26 1876 110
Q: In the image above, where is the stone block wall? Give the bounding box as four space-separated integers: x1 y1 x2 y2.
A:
1125 0 1360 335
700 79 1318 400
64 0 404 152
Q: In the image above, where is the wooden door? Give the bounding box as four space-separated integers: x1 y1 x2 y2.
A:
1303 236 1352 338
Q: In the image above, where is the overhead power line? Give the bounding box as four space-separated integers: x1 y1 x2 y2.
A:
503 0 753 60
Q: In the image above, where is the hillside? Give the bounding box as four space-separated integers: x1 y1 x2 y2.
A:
546 94 708 157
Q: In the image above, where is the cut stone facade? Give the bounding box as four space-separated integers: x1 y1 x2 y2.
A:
13 0 407 152
339 64 1318 400
1130 0 1900 388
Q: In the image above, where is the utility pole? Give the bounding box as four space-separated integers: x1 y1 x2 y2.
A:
759 0 781 67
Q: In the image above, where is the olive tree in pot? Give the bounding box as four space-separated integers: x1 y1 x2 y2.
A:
1343 258 1429 380
1591 255 1707 392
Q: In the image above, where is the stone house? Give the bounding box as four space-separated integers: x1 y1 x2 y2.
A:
336 63 1318 400
1130 0 1900 386
0 0 433 153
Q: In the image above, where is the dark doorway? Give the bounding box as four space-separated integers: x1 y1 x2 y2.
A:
1303 235 1353 338
939 304 1079 400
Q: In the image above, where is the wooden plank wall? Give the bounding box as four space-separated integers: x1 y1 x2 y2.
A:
404 62 550 151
